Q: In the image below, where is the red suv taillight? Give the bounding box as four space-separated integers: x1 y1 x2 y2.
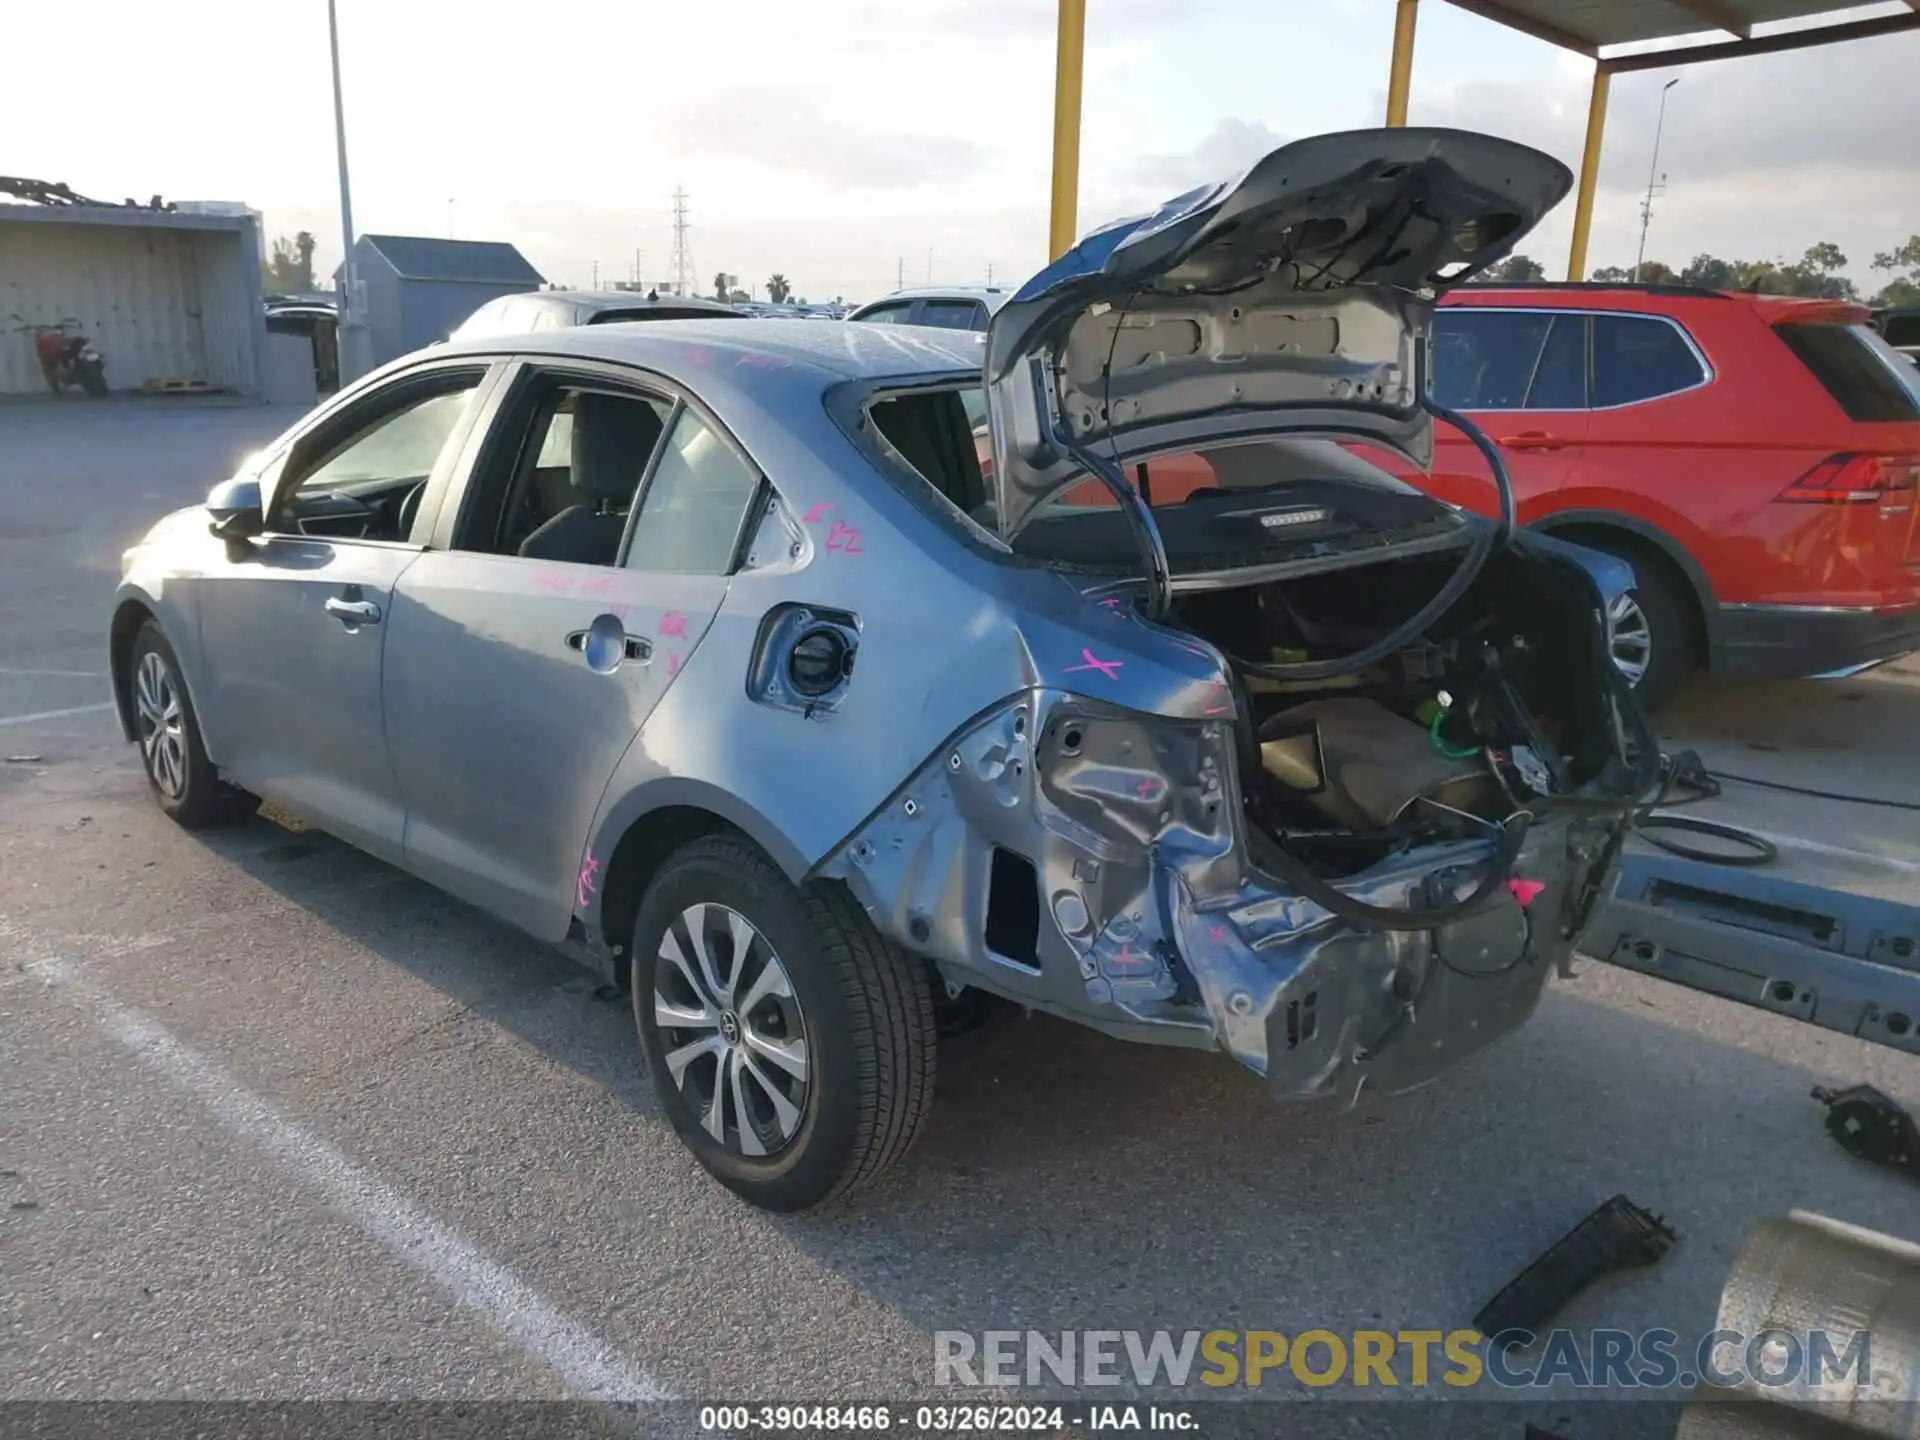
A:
1777 453 1920 504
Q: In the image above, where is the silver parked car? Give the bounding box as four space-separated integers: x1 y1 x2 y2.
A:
110 129 1652 1211
845 286 1008 331
450 288 742 341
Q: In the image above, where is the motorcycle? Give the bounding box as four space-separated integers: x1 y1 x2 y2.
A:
21 319 108 396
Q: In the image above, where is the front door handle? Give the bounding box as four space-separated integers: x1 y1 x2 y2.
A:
324 597 382 626
1496 431 1567 451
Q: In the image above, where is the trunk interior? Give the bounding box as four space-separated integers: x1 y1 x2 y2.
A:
1169 543 1630 878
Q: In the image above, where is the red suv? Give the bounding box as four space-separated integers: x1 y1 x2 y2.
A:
1421 284 1920 705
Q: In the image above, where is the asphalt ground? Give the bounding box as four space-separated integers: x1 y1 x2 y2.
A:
2 397 1915 1432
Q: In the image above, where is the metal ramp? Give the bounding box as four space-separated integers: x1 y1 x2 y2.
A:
1587 850 1920 1058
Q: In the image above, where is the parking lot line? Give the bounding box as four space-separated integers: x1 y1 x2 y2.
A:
0 667 109 679
0 702 117 727
26 952 673 1404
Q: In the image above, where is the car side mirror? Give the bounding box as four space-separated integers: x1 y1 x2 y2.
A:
206 476 265 541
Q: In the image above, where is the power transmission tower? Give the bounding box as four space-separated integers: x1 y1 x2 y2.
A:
668 187 694 297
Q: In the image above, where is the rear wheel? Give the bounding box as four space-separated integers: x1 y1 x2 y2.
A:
630 835 936 1211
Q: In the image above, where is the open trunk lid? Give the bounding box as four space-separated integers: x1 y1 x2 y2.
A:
982 127 1573 541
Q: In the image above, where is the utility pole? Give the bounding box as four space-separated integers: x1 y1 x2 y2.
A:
896 257 904 289
1635 78 1680 281
669 187 693 297
327 0 370 382
926 247 932 284
592 259 599 289
986 261 994 287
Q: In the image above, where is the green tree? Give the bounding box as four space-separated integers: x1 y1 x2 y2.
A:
1468 253 1546 283
1871 235 1920 307
1589 264 1633 282
263 230 317 293
766 273 792 304
1679 253 1737 290
713 270 729 301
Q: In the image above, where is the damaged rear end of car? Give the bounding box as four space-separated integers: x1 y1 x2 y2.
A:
818 128 1657 1102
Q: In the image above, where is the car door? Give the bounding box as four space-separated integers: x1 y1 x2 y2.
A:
381 362 764 940
1418 307 1591 519
194 362 496 863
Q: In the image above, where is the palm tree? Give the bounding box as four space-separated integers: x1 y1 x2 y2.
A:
767 274 791 304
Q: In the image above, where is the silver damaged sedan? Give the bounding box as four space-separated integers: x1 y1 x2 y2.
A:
110 128 1655 1211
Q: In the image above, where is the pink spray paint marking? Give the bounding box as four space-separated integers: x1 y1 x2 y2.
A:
534 571 575 593
1135 778 1160 801
1099 597 1124 611
1062 648 1124 680
1208 924 1228 945
576 853 600 911
666 651 684 679
825 521 863 555
1507 878 1547 907
800 502 834 524
658 610 689 640
577 573 618 598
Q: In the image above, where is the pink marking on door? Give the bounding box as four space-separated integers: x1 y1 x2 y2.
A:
1099 597 1123 611
1507 878 1547 907
1062 648 1123 680
1207 924 1227 944
578 574 617 597
575 853 600 910
800 502 833 524
666 651 684 678
1135 778 1160 801
534 572 575 593
825 521 863 554
658 610 689 639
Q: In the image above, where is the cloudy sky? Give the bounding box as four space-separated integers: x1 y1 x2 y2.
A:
8 0 1918 302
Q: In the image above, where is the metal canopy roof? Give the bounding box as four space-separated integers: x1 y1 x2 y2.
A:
1447 0 1920 67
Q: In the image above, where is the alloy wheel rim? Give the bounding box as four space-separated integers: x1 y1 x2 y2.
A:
1606 591 1653 688
134 651 188 799
653 903 809 1158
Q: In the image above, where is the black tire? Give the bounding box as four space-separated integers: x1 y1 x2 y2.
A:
1596 545 1694 713
630 835 936 1211
82 370 107 398
128 622 246 828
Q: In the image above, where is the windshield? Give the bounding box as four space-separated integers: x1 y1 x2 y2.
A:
867 383 1466 578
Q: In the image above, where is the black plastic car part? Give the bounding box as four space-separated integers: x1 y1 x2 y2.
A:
1475 1194 1678 1346
1811 1084 1918 1181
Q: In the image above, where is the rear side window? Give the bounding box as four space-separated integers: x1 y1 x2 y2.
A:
624 410 762 574
855 302 915 325
1881 314 1920 348
920 300 988 331
1774 323 1920 422
1430 310 1551 409
1591 315 1706 406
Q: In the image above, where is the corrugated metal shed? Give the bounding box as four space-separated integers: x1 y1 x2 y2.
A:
0 204 267 397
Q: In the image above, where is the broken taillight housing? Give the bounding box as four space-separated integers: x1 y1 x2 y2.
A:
1777 453 1920 505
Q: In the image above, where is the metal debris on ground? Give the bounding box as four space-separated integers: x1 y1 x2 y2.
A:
6 754 43 763
1475 1194 1678 1344
1811 1084 1919 1181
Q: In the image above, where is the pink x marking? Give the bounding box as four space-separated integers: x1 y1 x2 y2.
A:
575 853 600 910
1062 648 1123 680
658 610 689 640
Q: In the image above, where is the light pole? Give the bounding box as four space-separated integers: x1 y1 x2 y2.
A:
1634 77 1679 281
328 0 370 382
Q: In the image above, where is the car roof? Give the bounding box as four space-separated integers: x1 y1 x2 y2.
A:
853 286 1009 310
1444 283 1871 325
433 315 985 383
522 289 739 315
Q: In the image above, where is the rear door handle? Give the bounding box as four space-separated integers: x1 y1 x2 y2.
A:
565 631 652 662
1497 431 1567 451
324 597 382 626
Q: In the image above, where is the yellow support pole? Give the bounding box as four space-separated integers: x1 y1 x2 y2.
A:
1049 0 1087 260
1385 0 1419 126
1566 66 1611 281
